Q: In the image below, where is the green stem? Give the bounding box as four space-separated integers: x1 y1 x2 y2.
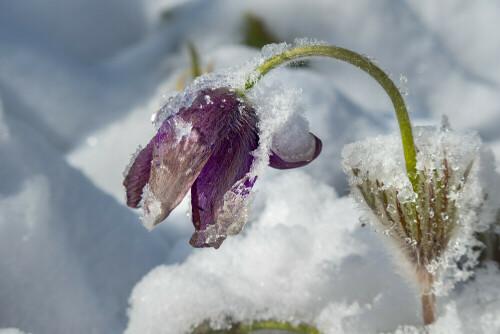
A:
242 320 321 333
193 320 321 334
244 45 418 189
188 41 202 78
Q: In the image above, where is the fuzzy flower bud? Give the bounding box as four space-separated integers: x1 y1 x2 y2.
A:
342 122 491 324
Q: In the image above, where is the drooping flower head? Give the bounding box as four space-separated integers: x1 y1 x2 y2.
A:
124 86 322 248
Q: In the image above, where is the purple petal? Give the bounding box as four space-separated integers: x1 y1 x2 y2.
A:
269 133 322 170
188 90 259 248
123 137 155 208
173 87 251 149
142 87 255 230
143 122 212 229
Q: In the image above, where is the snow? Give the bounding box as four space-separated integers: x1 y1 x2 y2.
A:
249 84 313 170
0 330 29 334
126 171 420 334
0 107 170 333
1 0 500 333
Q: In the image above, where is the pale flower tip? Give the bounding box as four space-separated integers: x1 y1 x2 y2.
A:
189 228 225 249
140 184 170 230
269 132 322 170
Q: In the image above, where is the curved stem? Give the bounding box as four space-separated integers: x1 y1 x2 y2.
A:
244 45 417 189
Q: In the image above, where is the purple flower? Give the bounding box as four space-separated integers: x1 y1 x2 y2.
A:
123 87 322 248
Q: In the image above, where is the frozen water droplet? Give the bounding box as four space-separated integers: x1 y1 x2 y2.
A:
152 156 162 168
171 116 192 147
399 74 409 96
425 260 439 275
204 95 213 105
387 204 397 215
359 216 370 227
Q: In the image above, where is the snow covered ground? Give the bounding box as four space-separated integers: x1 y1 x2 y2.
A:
1 0 499 333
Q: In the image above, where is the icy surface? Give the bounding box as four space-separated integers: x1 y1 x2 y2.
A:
1 0 500 333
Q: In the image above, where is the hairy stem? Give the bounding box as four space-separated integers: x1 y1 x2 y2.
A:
418 269 436 327
422 293 436 327
244 45 417 189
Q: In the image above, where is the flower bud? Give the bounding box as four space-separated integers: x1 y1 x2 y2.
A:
342 124 489 296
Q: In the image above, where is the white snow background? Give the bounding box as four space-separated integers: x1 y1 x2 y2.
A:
1 0 499 333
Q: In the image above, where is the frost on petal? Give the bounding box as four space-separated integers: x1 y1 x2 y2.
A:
177 87 253 148
140 184 168 230
188 93 259 248
123 138 155 208
141 87 260 232
218 175 257 236
269 133 322 169
146 127 212 229
189 175 256 249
